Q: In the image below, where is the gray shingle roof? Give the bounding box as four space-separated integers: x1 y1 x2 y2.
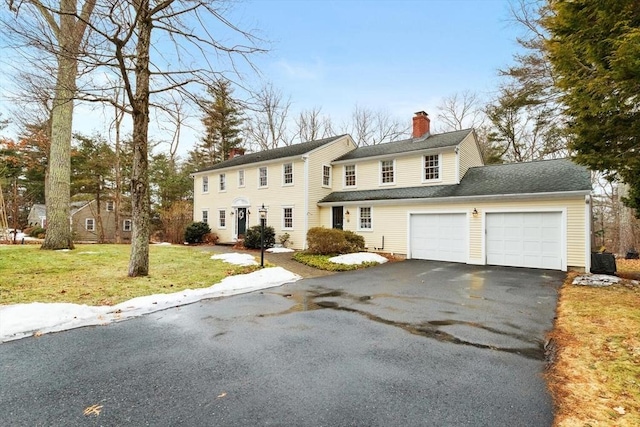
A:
333 129 473 162
318 158 591 203
195 135 348 173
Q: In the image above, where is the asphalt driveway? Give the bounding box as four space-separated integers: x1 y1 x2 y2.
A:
0 260 564 426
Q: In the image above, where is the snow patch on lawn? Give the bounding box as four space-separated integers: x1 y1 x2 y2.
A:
266 247 295 253
211 253 258 266
329 252 388 265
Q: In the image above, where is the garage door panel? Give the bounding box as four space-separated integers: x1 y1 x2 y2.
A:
486 212 562 270
411 213 466 263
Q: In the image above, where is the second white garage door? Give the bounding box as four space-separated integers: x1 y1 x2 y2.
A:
486 212 563 270
410 213 467 262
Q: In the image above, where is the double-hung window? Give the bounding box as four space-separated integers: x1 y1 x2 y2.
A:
322 165 331 187
123 219 132 232
283 163 293 185
359 207 372 230
381 160 395 184
219 173 226 191
202 176 209 193
202 210 209 224
85 218 95 231
283 207 293 229
424 154 440 181
238 170 245 187
259 167 268 188
219 210 226 228
344 165 356 187
106 201 115 212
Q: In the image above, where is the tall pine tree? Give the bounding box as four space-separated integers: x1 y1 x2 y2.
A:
544 0 640 213
196 79 244 168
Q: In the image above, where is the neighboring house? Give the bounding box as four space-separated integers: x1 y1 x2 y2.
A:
192 112 592 271
27 200 132 243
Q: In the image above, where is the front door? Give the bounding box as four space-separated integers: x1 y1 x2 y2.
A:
237 208 247 236
332 206 343 230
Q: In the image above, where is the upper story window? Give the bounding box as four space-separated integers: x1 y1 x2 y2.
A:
123 219 132 232
344 164 356 187
424 154 440 181
283 163 293 185
238 170 245 187
359 207 372 230
202 176 209 193
259 166 268 188
202 210 209 224
85 218 95 231
106 201 115 212
322 165 331 187
283 207 293 229
219 173 226 191
218 209 226 228
381 160 395 184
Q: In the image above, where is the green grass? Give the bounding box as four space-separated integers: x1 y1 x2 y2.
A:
293 252 380 271
0 244 258 306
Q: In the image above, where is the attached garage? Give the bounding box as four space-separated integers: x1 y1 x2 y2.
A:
409 213 467 262
486 212 563 270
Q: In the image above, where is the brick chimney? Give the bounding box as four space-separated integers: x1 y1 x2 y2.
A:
229 147 245 159
412 111 431 138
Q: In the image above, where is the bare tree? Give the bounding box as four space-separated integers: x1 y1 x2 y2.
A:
71 0 264 276
340 105 409 146
293 107 333 143
4 0 97 250
244 83 291 150
436 91 485 132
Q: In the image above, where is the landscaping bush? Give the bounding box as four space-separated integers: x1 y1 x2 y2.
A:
26 226 46 238
306 227 365 255
243 225 275 249
184 221 211 244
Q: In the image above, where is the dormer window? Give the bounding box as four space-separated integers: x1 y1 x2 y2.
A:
424 154 440 181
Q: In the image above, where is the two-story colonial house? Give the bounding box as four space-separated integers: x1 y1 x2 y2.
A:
192 112 592 271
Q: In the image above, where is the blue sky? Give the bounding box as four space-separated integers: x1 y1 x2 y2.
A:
236 0 521 123
0 0 523 150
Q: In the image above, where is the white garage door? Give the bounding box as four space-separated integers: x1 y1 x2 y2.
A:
486 212 562 270
410 213 467 262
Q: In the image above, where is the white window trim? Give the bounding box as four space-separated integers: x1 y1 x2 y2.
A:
343 164 357 188
219 173 226 192
322 164 332 188
106 201 115 212
258 166 268 188
238 170 245 188
379 159 396 186
202 176 209 193
202 209 209 224
218 209 227 229
85 218 95 231
123 219 132 232
422 153 442 183
357 206 373 231
282 163 294 187
282 206 294 230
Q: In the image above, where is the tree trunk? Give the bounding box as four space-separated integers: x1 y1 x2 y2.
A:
128 1 152 277
42 47 76 250
618 182 634 255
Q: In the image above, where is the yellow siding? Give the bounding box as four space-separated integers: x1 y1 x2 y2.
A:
320 195 588 269
333 149 458 191
458 132 484 179
192 136 355 250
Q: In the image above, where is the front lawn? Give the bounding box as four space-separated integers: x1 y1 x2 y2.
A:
547 260 640 426
0 244 256 306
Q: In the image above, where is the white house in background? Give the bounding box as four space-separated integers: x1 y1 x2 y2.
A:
192 112 592 271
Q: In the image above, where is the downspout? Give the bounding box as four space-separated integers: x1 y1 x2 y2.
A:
303 155 309 250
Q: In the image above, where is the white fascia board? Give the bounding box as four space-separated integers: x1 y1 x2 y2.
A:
317 190 591 207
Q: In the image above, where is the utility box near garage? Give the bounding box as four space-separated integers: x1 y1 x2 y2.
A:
590 252 617 275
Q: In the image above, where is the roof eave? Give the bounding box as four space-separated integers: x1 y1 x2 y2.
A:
332 145 457 165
